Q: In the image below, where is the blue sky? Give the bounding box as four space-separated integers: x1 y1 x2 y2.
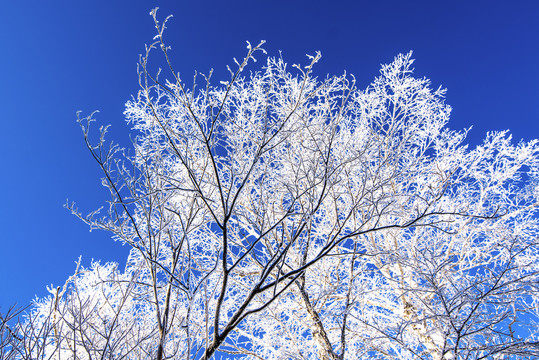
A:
1 0 538 313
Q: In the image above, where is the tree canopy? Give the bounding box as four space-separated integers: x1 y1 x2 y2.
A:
2 10 539 360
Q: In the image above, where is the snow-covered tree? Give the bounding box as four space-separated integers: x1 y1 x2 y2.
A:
4 9 539 359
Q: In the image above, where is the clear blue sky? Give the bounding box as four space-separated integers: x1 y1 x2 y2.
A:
1 0 538 313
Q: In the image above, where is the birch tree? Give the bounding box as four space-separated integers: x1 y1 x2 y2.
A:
4 9 539 359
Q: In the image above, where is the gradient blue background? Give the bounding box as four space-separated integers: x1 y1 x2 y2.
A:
1 0 538 313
